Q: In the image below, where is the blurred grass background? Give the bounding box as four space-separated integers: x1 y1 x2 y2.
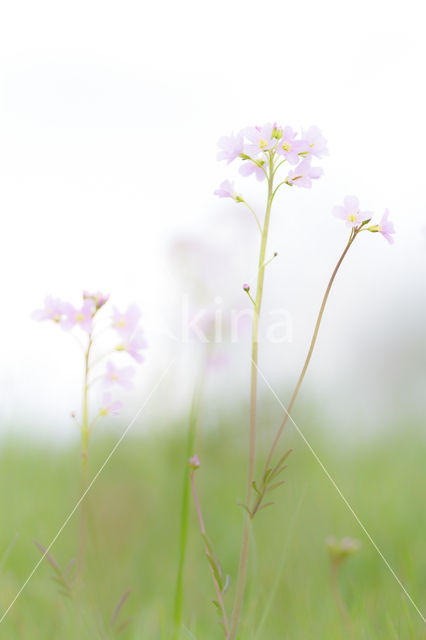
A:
0 406 425 639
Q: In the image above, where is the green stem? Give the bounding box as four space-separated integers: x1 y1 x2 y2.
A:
77 334 93 581
262 230 357 477
173 386 202 640
228 153 274 640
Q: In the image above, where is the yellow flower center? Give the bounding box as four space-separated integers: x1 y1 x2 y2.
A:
281 141 291 152
116 318 126 327
53 313 61 323
259 138 268 149
347 213 358 223
76 312 84 323
111 373 118 380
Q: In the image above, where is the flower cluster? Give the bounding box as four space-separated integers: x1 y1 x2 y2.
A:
215 122 327 199
33 291 147 420
333 196 395 244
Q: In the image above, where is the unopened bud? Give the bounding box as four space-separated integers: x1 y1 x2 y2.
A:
243 283 250 292
188 455 200 470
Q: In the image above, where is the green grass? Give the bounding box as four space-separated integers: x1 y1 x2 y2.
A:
0 408 425 639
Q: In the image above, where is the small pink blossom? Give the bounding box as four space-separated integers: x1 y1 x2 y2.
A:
333 196 372 228
116 328 147 363
112 304 141 336
302 126 329 158
214 180 242 200
83 290 109 310
32 295 68 323
239 160 266 181
188 454 200 470
276 126 309 165
243 122 276 156
371 209 395 244
287 158 323 188
103 360 135 390
100 392 122 416
61 299 94 332
216 132 244 164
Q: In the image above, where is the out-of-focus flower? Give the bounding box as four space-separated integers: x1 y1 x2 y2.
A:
112 304 141 336
32 295 68 323
188 454 200 470
239 160 266 181
368 209 395 244
214 180 243 200
103 360 135 390
61 299 94 332
100 392 122 416
326 536 361 563
116 328 147 363
83 290 109 310
287 158 323 188
276 126 309 165
243 123 276 156
217 132 244 164
333 196 372 228
302 125 329 158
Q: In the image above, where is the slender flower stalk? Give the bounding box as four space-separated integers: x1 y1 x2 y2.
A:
228 153 274 638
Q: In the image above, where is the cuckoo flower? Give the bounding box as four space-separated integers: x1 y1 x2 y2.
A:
333 195 372 228
112 304 141 337
83 290 110 310
103 360 135 390
217 132 244 164
243 122 276 156
214 180 243 200
287 158 323 188
61 299 94 333
302 125 329 158
32 295 68 323
276 126 309 165
369 209 395 244
116 328 147 363
100 392 123 416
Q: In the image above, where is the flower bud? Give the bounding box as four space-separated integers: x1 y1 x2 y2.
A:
188 455 200 470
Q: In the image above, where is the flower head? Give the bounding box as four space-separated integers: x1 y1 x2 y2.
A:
243 123 276 156
103 360 135 390
302 125 329 158
287 158 323 188
368 209 395 244
216 132 244 164
116 328 147 363
100 392 122 417
61 299 94 332
188 454 200 470
326 535 361 563
239 159 266 181
32 295 68 323
333 196 372 228
214 180 243 200
83 290 109 310
276 126 309 165
112 304 141 336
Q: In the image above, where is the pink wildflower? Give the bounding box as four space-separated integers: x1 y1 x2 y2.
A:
103 360 135 390
369 209 395 244
112 304 141 336
216 132 244 164
116 328 147 363
287 158 323 188
188 454 200 470
214 180 242 200
239 160 266 181
333 196 372 228
61 299 94 332
243 122 276 156
83 290 109 310
100 392 122 416
302 126 329 158
32 295 68 323
276 126 309 165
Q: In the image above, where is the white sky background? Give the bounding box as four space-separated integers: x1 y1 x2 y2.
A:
0 0 425 440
